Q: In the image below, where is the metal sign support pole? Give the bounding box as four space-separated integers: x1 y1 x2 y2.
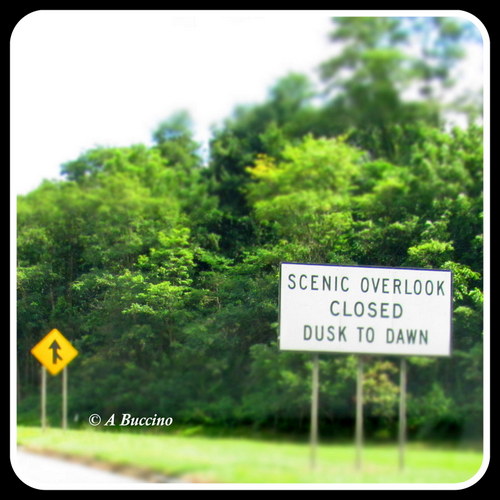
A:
399 357 407 471
310 353 319 469
355 356 364 470
62 366 68 430
41 366 46 430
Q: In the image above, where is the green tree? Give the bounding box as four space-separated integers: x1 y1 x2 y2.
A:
318 17 480 160
152 110 202 170
206 74 325 258
246 135 364 263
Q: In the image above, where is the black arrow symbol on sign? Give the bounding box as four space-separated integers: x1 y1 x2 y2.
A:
49 340 63 364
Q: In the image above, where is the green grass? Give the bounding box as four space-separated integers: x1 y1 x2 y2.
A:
16 426 484 484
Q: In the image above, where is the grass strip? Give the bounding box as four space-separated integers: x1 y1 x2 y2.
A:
16 426 484 484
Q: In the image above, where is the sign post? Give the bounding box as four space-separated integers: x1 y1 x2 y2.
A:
41 366 47 431
31 329 79 429
355 356 364 470
278 262 452 470
62 366 68 430
310 353 319 469
399 358 407 470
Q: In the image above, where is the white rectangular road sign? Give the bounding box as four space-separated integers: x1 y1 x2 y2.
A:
279 262 453 357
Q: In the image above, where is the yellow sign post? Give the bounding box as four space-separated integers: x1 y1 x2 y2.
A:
31 329 78 429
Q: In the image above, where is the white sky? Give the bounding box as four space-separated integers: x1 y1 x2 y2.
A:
11 10 487 196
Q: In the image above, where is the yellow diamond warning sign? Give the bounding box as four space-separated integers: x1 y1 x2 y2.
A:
31 329 78 375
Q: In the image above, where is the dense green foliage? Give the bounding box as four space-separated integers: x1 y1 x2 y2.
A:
17 17 484 441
